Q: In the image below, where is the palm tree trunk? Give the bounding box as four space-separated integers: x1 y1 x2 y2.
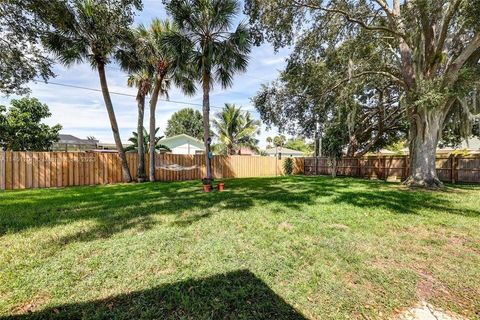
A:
148 76 163 182
202 73 212 180
136 90 146 182
97 63 132 182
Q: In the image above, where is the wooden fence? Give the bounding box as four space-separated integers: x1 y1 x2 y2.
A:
304 156 480 184
0 151 304 190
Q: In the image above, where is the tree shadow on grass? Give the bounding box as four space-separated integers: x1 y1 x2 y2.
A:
1 270 306 320
0 176 478 243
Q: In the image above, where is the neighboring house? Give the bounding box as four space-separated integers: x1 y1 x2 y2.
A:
237 147 257 156
96 142 132 151
159 134 205 155
265 147 304 158
53 134 98 151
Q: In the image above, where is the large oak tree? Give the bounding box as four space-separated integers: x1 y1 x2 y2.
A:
246 0 480 188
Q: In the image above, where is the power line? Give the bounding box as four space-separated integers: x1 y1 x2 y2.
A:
33 79 227 109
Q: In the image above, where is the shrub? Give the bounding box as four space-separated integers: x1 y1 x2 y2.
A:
283 157 294 175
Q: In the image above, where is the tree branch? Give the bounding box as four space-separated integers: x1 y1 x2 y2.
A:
445 32 480 85
290 0 405 38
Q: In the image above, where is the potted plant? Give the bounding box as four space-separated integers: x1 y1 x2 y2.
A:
202 178 213 193
217 181 225 191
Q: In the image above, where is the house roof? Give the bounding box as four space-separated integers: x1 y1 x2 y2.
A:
58 134 97 145
265 147 304 155
159 134 205 150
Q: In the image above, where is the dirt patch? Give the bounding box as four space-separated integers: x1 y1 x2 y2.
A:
278 221 294 231
396 302 466 320
11 293 51 315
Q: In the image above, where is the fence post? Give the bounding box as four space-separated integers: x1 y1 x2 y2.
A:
452 155 459 184
0 151 5 190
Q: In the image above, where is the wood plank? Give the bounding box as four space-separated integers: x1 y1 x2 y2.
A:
44 152 51 188
32 153 39 189
0 151 5 190
51 152 57 188
26 152 33 188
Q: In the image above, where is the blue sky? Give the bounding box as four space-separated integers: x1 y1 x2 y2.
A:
0 0 291 148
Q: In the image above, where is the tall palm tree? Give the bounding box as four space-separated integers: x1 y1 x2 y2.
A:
213 104 260 155
164 0 251 180
117 27 155 182
44 0 141 182
124 127 171 153
142 19 195 182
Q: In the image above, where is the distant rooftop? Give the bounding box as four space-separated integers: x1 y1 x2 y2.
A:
265 147 304 155
58 134 98 145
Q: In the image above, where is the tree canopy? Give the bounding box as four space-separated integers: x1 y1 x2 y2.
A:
0 97 61 151
0 0 65 95
213 104 260 155
246 0 480 187
165 108 205 141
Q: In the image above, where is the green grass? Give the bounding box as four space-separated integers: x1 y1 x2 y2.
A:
0 176 479 319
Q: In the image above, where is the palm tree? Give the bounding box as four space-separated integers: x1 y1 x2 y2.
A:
164 0 251 180
142 19 195 182
124 127 171 153
213 104 260 155
44 0 141 182
117 27 155 182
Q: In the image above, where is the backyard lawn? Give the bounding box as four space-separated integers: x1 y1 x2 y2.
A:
0 176 479 319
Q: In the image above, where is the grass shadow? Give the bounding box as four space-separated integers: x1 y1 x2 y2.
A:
2 270 306 320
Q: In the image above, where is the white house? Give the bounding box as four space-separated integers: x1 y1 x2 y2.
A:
265 147 304 158
159 134 205 155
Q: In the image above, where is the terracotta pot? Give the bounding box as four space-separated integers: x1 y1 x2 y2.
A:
203 184 212 193
217 182 225 192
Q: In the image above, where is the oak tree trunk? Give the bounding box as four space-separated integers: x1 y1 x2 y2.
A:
97 63 132 182
405 109 444 188
136 91 146 182
148 78 163 182
202 74 213 180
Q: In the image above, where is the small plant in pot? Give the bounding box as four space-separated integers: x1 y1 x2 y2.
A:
202 178 213 192
217 181 225 192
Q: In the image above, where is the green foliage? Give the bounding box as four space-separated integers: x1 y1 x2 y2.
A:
0 0 60 94
284 137 312 155
283 157 294 175
322 123 347 161
124 127 171 153
385 140 407 156
165 108 204 141
164 0 251 90
0 97 61 151
213 104 260 155
44 0 142 68
266 135 286 148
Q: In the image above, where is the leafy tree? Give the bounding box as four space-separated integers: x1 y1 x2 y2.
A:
322 123 348 178
0 0 64 95
284 137 313 155
246 0 480 188
0 97 61 151
266 135 286 149
124 127 171 153
213 104 260 155
44 0 142 182
283 157 294 175
164 0 251 180
165 108 204 141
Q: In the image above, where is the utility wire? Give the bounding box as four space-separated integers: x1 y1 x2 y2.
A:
33 79 227 110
